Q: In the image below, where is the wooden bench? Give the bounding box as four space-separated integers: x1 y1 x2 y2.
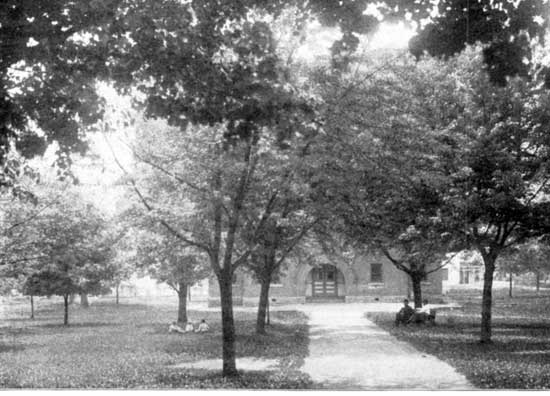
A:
430 304 464 324
408 304 463 325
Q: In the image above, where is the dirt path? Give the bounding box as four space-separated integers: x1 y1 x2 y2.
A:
298 303 473 390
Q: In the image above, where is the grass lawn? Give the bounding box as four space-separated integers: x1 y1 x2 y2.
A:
367 293 550 389
0 297 311 389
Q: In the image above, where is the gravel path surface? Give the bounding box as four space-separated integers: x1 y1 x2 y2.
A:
298 303 474 390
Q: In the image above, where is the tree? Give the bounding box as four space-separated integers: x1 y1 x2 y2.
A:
0 168 51 317
1 0 124 185
431 51 550 342
133 229 211 324
23 270 80 325
307 50 459 308
500 239 550 294
497 250 524 298
103 217 136 305
408 0 549 86
101 0 318 373
112 109 315 375
14 184 116 322
315 44 550 343
245 213 316 334
109 239 136 305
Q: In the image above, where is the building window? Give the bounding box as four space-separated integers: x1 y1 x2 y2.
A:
441 268 449 281
459 269 469 284
232 273 238 284
370 263 383 283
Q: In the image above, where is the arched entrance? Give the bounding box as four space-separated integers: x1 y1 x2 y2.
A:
309 264 344 299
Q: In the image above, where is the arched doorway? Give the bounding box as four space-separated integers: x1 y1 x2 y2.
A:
310 264 344 298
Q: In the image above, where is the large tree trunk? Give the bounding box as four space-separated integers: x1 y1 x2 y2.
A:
30 295 34 320
480 256 496 343
256 276 271 335
411 274 423 309
116 283 120 305
219 272 238 377
63 294 69 326
177 282 188 324
80 293 89 308
509 271 513 298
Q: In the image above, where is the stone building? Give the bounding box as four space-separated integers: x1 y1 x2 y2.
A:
208 246 444 306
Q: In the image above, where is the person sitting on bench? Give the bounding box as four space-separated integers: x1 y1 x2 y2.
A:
395 299 415 326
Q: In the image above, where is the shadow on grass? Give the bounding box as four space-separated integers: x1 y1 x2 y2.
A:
367 311 550 389
160 309 311 388
0 326 35 334
0 342 25 353
156 367 312 389
38 322 119 329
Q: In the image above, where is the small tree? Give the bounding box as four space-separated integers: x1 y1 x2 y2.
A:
23 270 80 325
245 215 315 334
134 229 211 324
500 240 550 294
18 184 117 315
497 250 524 298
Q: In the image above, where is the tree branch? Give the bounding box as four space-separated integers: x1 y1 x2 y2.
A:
102 133 211 254
378 245 411 274
275 219 318 267
426 251 460 275
124 140 210 195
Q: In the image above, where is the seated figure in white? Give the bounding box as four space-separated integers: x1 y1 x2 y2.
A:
195 319 210 333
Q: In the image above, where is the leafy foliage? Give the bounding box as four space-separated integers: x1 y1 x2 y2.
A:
1 0 122 179
130 229 210 291
408 0 549 85
23 270 79 297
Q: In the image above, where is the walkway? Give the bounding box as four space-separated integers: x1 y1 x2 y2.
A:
298 303 473 390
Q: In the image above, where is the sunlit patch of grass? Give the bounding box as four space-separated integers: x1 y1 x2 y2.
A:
367 295 550 389
0 299 311 389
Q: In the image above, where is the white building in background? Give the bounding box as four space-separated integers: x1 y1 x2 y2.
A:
442 250 508 293
442 251 484 290
117 275 209 301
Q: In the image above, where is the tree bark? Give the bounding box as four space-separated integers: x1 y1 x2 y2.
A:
219 271 238 377
411 274 423 309
480 256 496 343
80 293 89 308
509 271 513 298
256 277 271 334
63 294 69 326
177 282 188 324
30 295 34 320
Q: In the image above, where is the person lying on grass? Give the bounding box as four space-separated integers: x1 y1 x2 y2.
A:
168 322 194 334
395 299 415 326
